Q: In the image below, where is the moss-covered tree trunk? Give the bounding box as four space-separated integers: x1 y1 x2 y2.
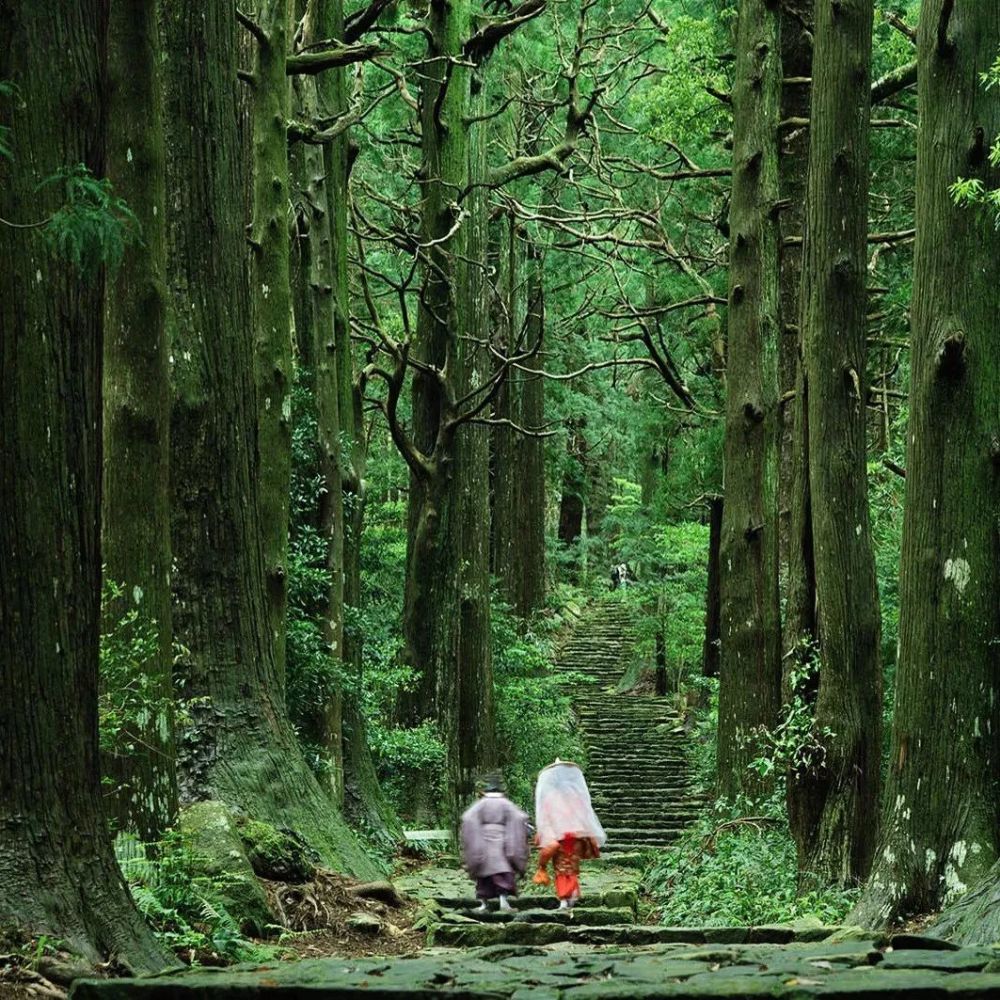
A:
716 0 782 800
517 243 548 616
777 0 812 630
492 220 547 619
0 3 172 971
102 0 178 841
456 60 497 801
790 0 881 887
400 0 498 817
161 0 377 878
251 0 295 687
853 0 1000 926
291 0 347 804
702 495 723 679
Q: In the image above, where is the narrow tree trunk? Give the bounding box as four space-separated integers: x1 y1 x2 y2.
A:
716 0 782 801
517 244 548 615
400 0 497 818
455 60 496 800
853 0 1000 926
777 0 813 617
102 0 178 841
791 0 882 886
311 0 402 842
295 0 346 804
161 0 376 877
252 0 295 687
702 495 723 679
0 3 171 970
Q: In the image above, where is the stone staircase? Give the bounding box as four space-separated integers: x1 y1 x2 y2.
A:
555 600 703 859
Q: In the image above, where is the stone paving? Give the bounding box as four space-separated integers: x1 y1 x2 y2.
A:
72 937 1000 997
69 605 1000 997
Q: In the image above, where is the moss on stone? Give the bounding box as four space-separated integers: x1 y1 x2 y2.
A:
237 818 316 883
177 801 274 935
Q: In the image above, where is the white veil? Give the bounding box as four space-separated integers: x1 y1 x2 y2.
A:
534 760 606 848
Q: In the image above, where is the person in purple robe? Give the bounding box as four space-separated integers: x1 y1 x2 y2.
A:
460 775 530 912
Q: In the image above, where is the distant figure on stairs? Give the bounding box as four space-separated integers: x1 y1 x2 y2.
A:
609 562 634 590
460 774 530 913
533 760 606 909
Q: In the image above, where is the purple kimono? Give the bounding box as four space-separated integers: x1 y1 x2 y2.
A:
460 793 530 899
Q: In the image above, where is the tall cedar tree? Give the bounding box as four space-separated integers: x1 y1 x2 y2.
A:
789 0 882 886
398 0 497 817
161 0 377 877
492 219 547 619
717 0 783 799
854 0 1000 926
290 0 347 802
102 0 178 842
249 0 295 687
294 0 401 843
0 2 172 971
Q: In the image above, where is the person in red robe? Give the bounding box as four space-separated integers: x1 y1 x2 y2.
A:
532 760 606 909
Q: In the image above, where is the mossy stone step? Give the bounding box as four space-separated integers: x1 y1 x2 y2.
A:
440 906 634 926
432 889 638 911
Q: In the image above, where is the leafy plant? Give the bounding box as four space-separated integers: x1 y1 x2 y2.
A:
643 795 859 927
115 832 278 964
99 579 175 763
38 164 139 274
746 650 834 781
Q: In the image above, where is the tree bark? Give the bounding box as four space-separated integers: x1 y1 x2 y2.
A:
102 0 178 841
716 0 782 801
491 220 547 619
777 0 813 627
702 495 723 679
0 2 172 971
790 0 882 887
161 0 377 877
853 0 1000 926
251 0 295 687
293 0 347 805
399 0 496 818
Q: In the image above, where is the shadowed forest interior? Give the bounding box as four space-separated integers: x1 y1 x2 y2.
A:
1 0 1000 996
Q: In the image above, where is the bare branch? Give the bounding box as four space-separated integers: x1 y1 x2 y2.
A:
287 41 384 75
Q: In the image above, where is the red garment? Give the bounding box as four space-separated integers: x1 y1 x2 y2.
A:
534 833 600 900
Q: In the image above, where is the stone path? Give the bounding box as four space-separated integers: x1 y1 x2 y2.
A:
73 936 1000 997
68 602 1000 997
554 599 703 859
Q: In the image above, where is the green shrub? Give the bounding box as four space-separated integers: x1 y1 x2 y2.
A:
643 795 859 928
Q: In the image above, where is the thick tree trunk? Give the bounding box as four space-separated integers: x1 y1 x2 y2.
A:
0 3 171 971
853 0 1000 926
702 495 723 679
161 0 376 877
251 0 295 687
790 0 882 887
932 860 1000 946
716 0 782 801
102 0 178 841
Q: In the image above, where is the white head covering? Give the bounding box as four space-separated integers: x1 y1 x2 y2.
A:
534 760 606 848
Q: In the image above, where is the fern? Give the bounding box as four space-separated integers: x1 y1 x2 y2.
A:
36 163 139 275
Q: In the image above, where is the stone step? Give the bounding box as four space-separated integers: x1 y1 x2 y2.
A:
429 921 712 948
430 889 638 911
437 905 634 926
